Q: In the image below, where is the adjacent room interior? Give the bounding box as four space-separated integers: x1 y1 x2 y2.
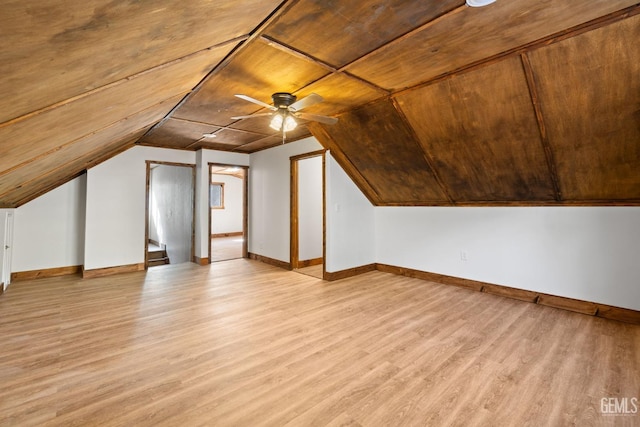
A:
0 1 639 425
209 164 247 263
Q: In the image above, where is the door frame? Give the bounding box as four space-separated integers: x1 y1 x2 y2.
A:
144 161 196 269
208 163 249 264
290 150 326 273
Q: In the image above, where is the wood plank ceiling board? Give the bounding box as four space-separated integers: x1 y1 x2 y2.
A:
206 128 269 147
196 141 248 152
291 73 387 116
309 121 381 204
0 97 181 207
344 0 639 91
233 135 285 153
137 118 220 149
396 56 556 203
172 38 331 126
0 0 282 123
264 0 464 68
312 99 449 204
526 16 640 202
0 47 228 176
228 115 280 134
1 129 150 208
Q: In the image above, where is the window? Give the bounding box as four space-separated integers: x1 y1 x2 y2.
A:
210 182 224 209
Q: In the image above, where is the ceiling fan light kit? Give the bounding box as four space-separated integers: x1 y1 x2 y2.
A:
231 92 338 143
466 0 496 7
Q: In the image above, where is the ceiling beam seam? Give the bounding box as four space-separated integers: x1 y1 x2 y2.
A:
260 35 338 73
231 132 311 152
341 4 467 78
232 136 280 153
165 116 224 127
520 53 562 202
140 40 250 138
259 35 389 97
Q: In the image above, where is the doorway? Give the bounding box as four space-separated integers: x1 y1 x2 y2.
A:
0 210 14 291
145 162 195 268
209 163 248 263
290 150 325 279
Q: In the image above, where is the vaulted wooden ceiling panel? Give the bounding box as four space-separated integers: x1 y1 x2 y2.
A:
172 39 331 127
207 128 268 147
0 98 168 207
0 97 180 207
345 0 638 91
292 73 387 116
527 15 640 202
138 118 220 150
311 99 449 204
0 0 282 124
0 47 226 176
227 116 314 151
264 0 463 68
0 131 146 208
396 56 557 203
1 2 637 207
233 135 285 153
228 114 282 134
6 133 145 208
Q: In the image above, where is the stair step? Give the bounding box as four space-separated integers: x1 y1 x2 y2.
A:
148 257 170 267
148 250 168 260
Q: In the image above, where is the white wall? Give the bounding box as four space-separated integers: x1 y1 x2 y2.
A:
210 174 243 234
376 207 640 310
297 156 323 261
149 165 194 264
325 154 375 272
12 176 86 272
249 137 323 262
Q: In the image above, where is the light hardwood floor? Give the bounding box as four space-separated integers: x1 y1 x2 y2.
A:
1 260 638 426
294 264 324 279
210 236 244 262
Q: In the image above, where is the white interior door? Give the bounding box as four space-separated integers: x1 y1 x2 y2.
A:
0 210 14 290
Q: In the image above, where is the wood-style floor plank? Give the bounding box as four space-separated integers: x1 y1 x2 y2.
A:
0 259 638 426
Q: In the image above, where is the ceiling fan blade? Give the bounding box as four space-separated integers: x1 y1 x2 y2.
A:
235 94 277 111
288 93 323 112
230 112 274 120
295 112 338 125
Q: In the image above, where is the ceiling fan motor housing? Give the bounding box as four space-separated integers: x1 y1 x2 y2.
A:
272 92 297 109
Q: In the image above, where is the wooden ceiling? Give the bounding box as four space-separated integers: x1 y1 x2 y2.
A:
0 0 638 207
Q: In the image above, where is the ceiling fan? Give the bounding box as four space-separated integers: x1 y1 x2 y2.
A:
231 92 338 142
